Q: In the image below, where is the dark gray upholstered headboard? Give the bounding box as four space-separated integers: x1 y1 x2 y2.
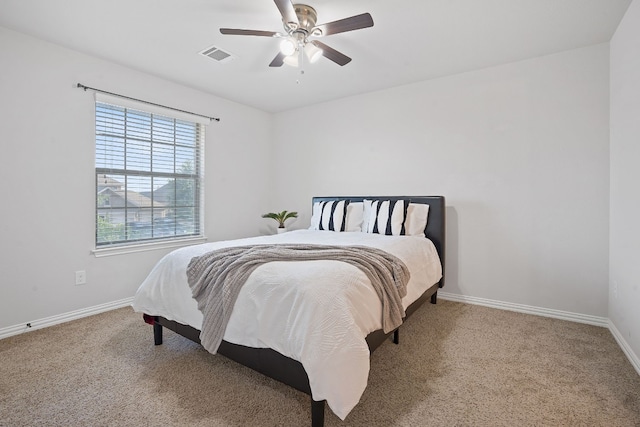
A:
312 196 446 288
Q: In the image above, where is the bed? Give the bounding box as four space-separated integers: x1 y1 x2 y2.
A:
132 195 445 426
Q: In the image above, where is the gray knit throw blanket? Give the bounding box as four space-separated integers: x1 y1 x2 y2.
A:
187 244 411 354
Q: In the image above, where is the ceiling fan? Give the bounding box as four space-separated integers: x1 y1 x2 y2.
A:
220 0 374 67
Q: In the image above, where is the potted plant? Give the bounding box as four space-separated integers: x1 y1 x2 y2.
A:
262 210 298 233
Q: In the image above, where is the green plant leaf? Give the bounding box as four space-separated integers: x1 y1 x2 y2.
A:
262 210 298 227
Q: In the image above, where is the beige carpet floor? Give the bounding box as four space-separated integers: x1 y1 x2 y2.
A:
1 300 639 426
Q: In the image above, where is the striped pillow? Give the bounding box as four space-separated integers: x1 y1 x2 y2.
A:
309 200 350 231
364 199 408 236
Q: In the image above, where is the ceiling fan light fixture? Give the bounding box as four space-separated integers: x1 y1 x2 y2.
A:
304 43 322 63
279 38 297 56
283 53 299 67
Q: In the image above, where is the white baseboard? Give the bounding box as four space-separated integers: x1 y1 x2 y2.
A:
0 297 134 340
438 291 609 327
608 319 640 376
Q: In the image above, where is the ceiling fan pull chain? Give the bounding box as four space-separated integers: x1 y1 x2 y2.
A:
296 46 305 84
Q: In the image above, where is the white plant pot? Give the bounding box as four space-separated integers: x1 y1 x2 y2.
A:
277 227 287 234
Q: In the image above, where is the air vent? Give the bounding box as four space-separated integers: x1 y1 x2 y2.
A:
199 45 237 63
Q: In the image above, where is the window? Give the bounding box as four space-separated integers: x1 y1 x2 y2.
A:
95 96 204 247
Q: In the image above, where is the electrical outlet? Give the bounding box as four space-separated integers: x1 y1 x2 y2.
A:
75 270 87 285
613 280 618 299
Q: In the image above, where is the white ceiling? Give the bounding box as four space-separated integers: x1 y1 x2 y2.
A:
0 0 631 113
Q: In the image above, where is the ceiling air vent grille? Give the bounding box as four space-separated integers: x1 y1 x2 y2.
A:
199 45 236 63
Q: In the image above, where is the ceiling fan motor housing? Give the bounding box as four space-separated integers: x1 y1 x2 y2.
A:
286 4 319 38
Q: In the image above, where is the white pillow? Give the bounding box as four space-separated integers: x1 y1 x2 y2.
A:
309 203 321 230
361 199 373 232
364 199 408 236
405 203 430 236
345 202 364 232
309 200 350 231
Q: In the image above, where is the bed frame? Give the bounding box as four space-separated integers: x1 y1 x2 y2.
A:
145 196 445 426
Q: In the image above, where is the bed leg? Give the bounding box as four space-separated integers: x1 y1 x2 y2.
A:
311 399 325 427
393 328 400 344
153 322 163 345
430 292 438 304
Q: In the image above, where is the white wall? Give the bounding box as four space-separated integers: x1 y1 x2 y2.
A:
273 44 610 317
0 27 273 330
610 0 640 363
0 23 621 343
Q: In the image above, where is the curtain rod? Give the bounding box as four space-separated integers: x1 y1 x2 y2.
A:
76 83 221 122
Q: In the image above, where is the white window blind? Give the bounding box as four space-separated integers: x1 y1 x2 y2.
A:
95 95 205 247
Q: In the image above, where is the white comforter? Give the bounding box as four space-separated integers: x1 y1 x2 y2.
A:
132 230 442 420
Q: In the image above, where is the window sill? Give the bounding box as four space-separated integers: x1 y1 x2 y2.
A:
92 236 207 258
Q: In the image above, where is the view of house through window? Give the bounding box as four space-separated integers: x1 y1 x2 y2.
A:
95 101 204 246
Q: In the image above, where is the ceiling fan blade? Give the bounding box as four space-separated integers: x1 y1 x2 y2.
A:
269 52 286 67
273 0 299 30
311 41 351 66
220 28 278 37
312 13 373 36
